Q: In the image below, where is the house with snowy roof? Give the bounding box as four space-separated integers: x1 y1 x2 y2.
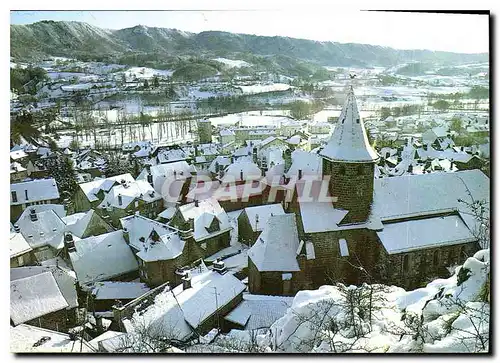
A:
10 178 60 222
136 161 195 202
248 213 306 295
67 230 139 285
115 264 246 341
10 324 93 353
10 265 79 332
237 204 285 245
96 178 163 227
10 162 28 182
10 224 34 267
255 87 487 295
121 214 191 287
168 198 232 258
73 173 135 212
83 281 151 313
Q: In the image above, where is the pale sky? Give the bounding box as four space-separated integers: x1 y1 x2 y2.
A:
10 10 489 54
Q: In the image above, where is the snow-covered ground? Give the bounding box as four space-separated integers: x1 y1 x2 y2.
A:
121 67 174 81
213 58 251 68
193 249 490 353
236 84 292 95
209 111 291 127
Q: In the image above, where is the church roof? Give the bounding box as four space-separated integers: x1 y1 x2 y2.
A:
320 87 379 163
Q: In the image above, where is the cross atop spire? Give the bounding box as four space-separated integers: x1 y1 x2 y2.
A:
320 87 379 163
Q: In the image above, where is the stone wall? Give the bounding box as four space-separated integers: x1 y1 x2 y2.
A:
23 307 77 333
323 159 375 223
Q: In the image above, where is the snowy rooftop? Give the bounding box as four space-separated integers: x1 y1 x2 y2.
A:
221 161 262 183
69 230 138 284
377 214 476 254
171 268 246 329
120 214 186 262
11 265 79 309
123 286 193 341
243 203 285 232
285 149 322 178
10 272 69 325
178 197 232 242
373 170 489 227
16 209 66 249
224 294 294 330
10 230 32 258
319 87 379 163
248 214 301 272
137 161 195 193
97 179 160 210
62 209 95 237
11 324 93 353
79 173 135 202
11 178 60 205
90 281 151 300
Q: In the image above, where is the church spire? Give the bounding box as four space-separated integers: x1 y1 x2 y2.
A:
320 87 379 163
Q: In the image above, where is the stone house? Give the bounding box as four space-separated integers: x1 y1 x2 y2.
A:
114 263 245 341
10 162 28 183
73 173 135 213
10 178 60 222
10 266 79 332
96 179 163 227
168 197 232 258
120 214 192 287
67 230 139 286
237 203 285 246
10 225 34 267
84 281 150 313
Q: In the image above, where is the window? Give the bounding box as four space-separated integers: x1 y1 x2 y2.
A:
339 165 346 176
459 246 466 261
357 165 364 176
11 191 17 203
433 250 439 266
403 254 409 272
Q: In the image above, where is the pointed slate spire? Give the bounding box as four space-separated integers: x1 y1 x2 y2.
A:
320 86 379 163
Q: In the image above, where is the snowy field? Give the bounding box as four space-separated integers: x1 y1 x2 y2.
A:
120 67 174 81
237 84 292 95
209 111 291 127
213 58 251 68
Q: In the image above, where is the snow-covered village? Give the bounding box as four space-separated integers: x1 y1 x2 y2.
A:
9 10 490 354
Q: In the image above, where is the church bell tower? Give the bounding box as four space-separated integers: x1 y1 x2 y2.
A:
320 87 379 224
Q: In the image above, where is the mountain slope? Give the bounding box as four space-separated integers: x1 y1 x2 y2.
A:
10 21 488 67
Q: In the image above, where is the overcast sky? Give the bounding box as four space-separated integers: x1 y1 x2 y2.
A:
10 10 489 54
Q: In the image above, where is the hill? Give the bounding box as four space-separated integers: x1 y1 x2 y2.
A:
11 21 488 68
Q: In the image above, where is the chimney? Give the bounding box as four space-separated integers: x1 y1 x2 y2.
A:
230 155 234 164
397 155 402 163
147 172 153 186
64 233 76 252
181 274 192 290
423 144 428 151
298 169 303 180
118 194 122 206
240 169 244 181
29 209 38 222
194 199 199 207
461 146 464 152
213 260 227 275
252 146 258 163
14 224 20 233
407 164 413 173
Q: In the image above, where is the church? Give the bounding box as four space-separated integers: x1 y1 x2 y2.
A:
248 87 488 296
